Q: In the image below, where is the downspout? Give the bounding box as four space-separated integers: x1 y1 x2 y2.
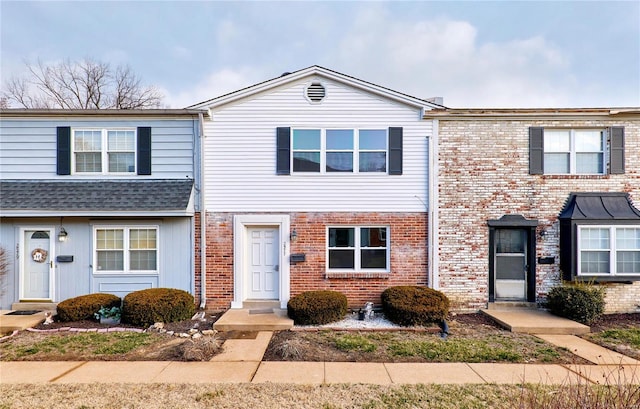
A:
428 119 440 289
198 112 207 309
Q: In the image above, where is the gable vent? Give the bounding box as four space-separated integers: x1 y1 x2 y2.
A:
306 82 326 102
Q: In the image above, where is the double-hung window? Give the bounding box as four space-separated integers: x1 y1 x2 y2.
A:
543 129 604 174
578 226 640 276
73 129 136 174
291 128 388 173
327 227 389 271
95 226 158 273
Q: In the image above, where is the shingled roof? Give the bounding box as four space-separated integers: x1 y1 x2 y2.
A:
0 179 194 215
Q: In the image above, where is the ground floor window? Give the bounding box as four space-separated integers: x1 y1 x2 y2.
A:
327 226 389 271
578 226 640 276
94 226 158 273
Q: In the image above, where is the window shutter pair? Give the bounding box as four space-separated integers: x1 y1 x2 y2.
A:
56 126 152 175
528 126 625 175
275 127 403 175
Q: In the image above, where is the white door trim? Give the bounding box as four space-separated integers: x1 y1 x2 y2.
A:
232 214 290 309
19 226 56 301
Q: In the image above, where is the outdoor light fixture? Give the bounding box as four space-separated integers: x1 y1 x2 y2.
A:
291 229 297 242
58 227 68 242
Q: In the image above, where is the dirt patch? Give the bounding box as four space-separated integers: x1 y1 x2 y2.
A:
582 313 640 361
588 313 640 332
263 313 590 364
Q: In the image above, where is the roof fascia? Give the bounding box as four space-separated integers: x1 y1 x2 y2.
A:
1 210 194 217
0 109 208 120
424 108 640 120
191 66 439 111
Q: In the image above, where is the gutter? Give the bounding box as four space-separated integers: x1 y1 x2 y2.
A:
198 112 207 310
428 120 440 289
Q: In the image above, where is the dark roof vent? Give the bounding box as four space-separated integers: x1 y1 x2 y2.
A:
306 82 325 102
281 72 291 77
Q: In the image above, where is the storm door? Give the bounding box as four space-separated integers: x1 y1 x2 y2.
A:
494 229 528 300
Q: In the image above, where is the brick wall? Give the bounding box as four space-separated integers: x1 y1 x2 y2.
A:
437 116 640 312
202 211 427 309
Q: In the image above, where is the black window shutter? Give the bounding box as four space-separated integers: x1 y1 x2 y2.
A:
529 127 544 175
609 126 625 174
137 127 152 175
388 127 403 175
276 127 291 175
56 127 71 175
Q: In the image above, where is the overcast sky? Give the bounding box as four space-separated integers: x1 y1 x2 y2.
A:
1 0 639 108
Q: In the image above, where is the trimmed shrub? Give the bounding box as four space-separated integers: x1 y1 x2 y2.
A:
57 293 121 322
545 282 605 325
122 288 195 327
382 286 450 326
287 290 348 325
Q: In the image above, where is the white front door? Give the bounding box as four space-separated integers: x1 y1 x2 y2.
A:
247 227 279 300
21 228 54 300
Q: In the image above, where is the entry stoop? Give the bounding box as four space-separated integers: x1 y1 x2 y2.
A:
481 308 590 335
214 301 293 332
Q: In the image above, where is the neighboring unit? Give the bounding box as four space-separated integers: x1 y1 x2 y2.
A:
0 109 205 309
426 108 640 312
190 66 443 309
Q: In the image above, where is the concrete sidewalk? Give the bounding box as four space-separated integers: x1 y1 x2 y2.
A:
2 360 638 385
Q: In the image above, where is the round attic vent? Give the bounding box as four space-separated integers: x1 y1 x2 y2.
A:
306 82 325 102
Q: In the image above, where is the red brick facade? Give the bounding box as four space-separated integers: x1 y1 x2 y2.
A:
201 212 427 309
435 114 640 312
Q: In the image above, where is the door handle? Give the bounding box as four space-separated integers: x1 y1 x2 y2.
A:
274 264 279 272
50 261 54 268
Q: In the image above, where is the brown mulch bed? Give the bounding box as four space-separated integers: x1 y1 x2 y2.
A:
588 313 640 332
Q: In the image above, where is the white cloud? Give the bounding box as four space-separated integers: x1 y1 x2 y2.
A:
336 9 576 107
163 66 263 108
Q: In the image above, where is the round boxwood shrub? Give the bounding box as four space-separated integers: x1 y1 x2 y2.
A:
122 288 195 327
57 293 121 322
545 283 605 325
287 290 348 325
382 286 450 326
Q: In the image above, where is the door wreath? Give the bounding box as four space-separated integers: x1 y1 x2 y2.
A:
31 248 48 263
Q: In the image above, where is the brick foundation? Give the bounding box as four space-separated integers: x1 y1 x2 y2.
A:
201 212 427 309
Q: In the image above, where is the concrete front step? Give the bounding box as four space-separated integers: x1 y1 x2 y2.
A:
481 308 590 335
214 308 293 332
11 302 57 311
0 309 48 334
487 302 537 310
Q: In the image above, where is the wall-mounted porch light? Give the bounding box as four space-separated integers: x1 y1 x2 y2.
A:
58 227 68 242
290 229 297 242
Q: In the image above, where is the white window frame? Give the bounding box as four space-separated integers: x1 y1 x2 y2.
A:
93 225 159 275
577 225 640 276
543 128 606 175
72 128 137 175
291 128 388 174
326 226 390 272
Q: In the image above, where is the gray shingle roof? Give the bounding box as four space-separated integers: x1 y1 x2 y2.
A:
0 179 193 212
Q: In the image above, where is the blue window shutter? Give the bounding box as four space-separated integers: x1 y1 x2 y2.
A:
388 127 403 175
529 127 544 174
137 127 152 175
56 127 71 175
276 127 291 175
609 126 625 174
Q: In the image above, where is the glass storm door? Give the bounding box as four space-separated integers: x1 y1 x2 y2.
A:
494 229 527 300
22 229 54 300
246 227 279 299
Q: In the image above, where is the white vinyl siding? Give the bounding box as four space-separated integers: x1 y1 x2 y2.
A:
203 76 431 212
0 119 196 179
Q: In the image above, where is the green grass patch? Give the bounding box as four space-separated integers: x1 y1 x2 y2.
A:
592 328 640 348
387 337 523 362
1 332 157 360
335 334 377 352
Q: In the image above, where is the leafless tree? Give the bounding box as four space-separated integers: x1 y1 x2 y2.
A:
2 58 164 109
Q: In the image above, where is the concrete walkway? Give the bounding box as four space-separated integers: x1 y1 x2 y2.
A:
2 360 638 385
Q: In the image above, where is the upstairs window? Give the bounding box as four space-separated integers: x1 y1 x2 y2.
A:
327 226 389 271
543 129 604 174
529 126 624 175
290 128 390 174
73 129 135 174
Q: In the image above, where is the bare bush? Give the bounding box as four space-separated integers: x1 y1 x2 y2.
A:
179 336 222 361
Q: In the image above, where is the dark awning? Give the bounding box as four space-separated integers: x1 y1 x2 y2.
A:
0 179 194 216
559 192 640 220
